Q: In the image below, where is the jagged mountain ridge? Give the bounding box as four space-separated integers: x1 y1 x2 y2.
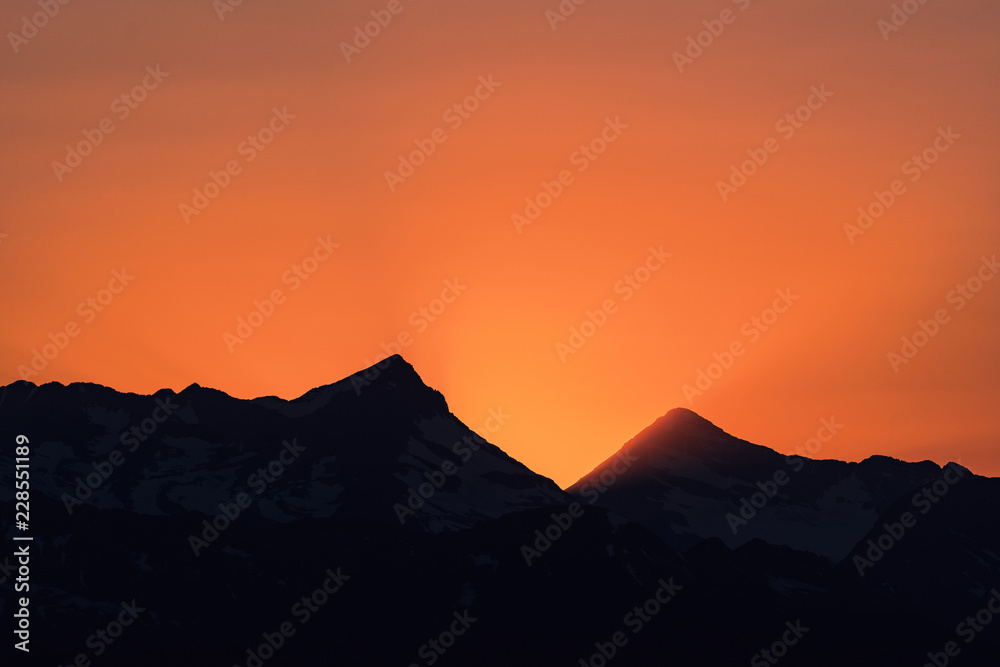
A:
0 355 567 532
567 407 971 561
1 357 997 666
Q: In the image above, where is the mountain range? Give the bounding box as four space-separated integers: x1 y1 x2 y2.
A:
1 355 998 666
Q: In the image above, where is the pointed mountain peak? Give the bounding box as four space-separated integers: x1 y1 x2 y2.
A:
283 354 448 417
634 407 733 451
656 407 725 431
178 382 235 401
568 408 771 493
330 354 429 393
356 354 421 383
662 407 708 420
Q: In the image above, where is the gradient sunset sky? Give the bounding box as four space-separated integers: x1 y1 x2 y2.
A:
2 0 998 487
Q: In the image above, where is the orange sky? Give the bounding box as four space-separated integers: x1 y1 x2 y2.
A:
2 0 998 487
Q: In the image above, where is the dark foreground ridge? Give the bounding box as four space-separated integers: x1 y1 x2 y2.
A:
1 357 998 666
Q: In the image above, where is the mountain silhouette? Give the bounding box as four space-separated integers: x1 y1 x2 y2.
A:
3 355 565 532
567 407 966 561
1 357 997 666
